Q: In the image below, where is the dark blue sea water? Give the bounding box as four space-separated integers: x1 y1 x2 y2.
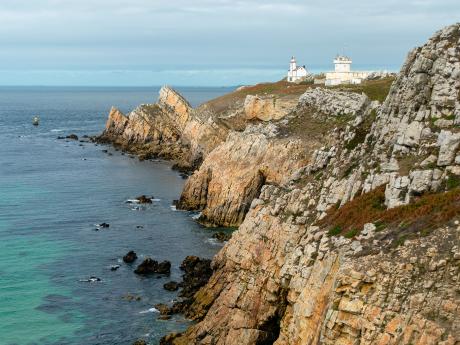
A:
0 86 234 345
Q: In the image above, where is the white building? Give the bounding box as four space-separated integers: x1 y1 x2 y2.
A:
325 55 369 86
287 56 308 82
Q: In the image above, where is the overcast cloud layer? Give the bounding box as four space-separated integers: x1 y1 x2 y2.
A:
0 0 458 86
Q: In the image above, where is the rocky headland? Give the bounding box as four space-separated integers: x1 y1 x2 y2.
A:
99 23 460 345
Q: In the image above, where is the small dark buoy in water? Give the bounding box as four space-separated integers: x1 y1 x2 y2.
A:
32 116 40 126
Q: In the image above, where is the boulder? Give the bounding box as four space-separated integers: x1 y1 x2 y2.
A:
179 256 212 298
157 261 172 275
155 303 172 315
66 134 79 140
134 258 171 275
123 251 138 263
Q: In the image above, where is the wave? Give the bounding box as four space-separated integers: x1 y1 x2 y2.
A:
139 307 159 314
206 238 225 247
191 212 202 220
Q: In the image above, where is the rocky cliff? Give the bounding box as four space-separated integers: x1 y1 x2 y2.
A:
162 23 460 345
99 23 460 345
98 86 229 171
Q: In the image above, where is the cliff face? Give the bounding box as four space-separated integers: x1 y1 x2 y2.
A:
98 86 228 170
177 124 311 227
165 23 460 345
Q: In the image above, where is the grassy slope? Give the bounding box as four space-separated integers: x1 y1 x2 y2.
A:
330 77 396 102
201 77 396 116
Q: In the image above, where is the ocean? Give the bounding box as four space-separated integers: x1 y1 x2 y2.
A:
0 86 234 345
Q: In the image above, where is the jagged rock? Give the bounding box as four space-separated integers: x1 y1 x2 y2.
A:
299 88 369 117
97 87 228 172
134 258 171 275
179 256 212 299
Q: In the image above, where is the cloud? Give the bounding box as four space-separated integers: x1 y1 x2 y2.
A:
0 0 458 85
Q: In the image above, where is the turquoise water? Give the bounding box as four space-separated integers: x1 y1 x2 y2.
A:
0 86 233 345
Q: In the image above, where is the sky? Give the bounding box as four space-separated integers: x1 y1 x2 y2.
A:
0 0 458 86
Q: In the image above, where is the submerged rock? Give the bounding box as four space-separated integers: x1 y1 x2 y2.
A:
212 231 232 242
163 281 179 291
66 134 79 140
123 251 138 263
136 195 153 204
132 340 147 345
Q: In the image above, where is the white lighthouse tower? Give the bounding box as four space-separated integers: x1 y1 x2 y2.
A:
333 55 352 72
287 56 308 83
325 55 370 86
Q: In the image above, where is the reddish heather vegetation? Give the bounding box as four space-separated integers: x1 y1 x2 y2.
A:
319 186 460 238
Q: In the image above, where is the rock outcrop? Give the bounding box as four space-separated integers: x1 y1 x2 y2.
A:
163 23 460 345
244 95 297 121
97 86 228 171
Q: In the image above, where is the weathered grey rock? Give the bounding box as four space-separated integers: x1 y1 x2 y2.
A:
299 88 369 117
437 130 460 166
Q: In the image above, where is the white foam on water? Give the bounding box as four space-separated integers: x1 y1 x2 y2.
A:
206 238 225 247
170 205 177 211
50 129 64 132
126 199 140 204
139 307 159 314
191 212 202 220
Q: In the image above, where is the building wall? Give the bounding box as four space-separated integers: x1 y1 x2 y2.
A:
325 71 370 86
288 67 308 82
335 63 351 73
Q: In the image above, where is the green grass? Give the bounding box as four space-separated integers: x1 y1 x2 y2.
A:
331 77 396 103
328 225 342 236
446 174 460 190
344 228 359 238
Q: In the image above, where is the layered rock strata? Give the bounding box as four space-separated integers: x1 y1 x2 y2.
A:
98 86 228 171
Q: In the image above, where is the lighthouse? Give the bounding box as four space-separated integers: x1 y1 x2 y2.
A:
287 56 308 83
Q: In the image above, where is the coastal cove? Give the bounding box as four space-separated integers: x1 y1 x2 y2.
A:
0 86 234 345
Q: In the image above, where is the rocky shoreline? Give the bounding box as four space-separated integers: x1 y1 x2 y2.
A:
100 23 459 345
